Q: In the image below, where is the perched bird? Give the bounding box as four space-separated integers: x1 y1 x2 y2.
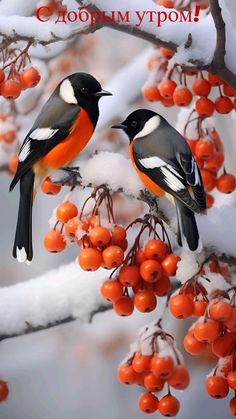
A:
10 72 112 264
112 109 206 251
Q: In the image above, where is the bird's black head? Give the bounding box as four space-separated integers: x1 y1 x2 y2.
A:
59 73 112 125
112 109 164 142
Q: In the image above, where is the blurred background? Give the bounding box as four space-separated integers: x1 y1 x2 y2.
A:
0 2 236 418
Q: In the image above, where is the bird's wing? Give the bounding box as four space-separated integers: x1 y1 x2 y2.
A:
133 140 204 213
10 95 80 191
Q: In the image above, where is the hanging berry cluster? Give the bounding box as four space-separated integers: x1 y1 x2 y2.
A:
0 111 20 175
185 122 235 208
168 256 236 416
118 321 189 416
44 185 127 270
101 214 180 317
0 41 41 100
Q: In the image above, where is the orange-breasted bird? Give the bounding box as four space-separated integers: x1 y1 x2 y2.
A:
112 109 206 251
10 72 112 264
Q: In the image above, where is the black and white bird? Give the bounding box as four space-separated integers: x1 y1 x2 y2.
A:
112 109 206 251
10 72 112 264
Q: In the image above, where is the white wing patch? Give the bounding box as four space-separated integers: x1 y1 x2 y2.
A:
161 166 185 192
30 128 59 141
19 141 31 162
193 161 201 186
59 79 78 105
134 115 161 139
166 164 184 179
139 156 165 169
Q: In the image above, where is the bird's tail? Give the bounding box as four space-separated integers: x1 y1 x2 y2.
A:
175 199 201 252
13 169 35 264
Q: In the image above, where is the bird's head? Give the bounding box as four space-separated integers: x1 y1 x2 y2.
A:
112 109 164 142
59 72 112 107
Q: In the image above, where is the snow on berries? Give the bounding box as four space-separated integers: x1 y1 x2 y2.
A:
118 322 189 415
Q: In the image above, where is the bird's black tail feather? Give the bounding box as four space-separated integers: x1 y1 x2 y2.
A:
12 169 35 264
175 199 200 252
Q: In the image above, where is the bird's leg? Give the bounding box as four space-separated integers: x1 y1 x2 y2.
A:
58 167 82 188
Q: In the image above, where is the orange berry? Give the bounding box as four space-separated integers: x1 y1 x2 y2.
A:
44 230 66 252
205 376 229 399
157 0 174 7
100 279 123 302
112 225 126 244
132 353 152 373
161 254 180 276
173 86 192 106
8 154 18 174
114 296 134 316
205 152 224 173
217 173 236 194
56 201 78 223
0 70 5 84
138 392 159 414
119 238 128 252
225 307 236 332
144 239 167 262
1 79 21 99
167 365 190 390
144 372 165 392
223 83 235 96
89 226 111 247
209 301 232 322
135 248 147 266
160 47 174 59
212 332 235 358
119 265 141 287
158 395 180 417
193 300 207 317
183 333 207 355
229 397 236 416
140 259 162 283
102 245 124 269
117 363 137 385
88 215 99 228
65 217 80 238
195 97 215 117
195 138 215 161
151 355 174 379
78 248 102 271
228 371 236 390
41 177 61 195
200 170 216 192
169 294 194 319
206 194 214 209
215 96 233 114
134 289 157 313
152 274 171 297
142 85 162 102
193 320 220 343
161 96 174 107
159 79 177 99
192 78 211 97
0 380 9 402
208 73 223 86
20 67 41 88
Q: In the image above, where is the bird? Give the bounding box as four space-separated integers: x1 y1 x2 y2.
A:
10 72 112 264
112 109 206 252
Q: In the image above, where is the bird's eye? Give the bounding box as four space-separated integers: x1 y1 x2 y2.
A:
81 87 89 96
131 120 137 127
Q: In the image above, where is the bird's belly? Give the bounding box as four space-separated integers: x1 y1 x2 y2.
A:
39 109 94 170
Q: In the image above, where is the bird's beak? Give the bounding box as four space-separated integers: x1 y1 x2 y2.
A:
94 89 112 97
111 123 127 130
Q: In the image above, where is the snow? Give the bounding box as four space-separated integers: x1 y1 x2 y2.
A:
0 263 108 336
176 251 199 284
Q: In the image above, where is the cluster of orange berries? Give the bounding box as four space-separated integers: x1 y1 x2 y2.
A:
43 185 127 271
101 237 180 317
186 128 236 208
118 324 189 416
0 112 19 176
0 66 40 100
169 257 236 416
36 0 67 18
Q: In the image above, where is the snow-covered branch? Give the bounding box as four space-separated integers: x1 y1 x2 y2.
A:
0 263 110 342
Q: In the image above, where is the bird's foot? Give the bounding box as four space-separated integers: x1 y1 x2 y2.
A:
60 166 81 189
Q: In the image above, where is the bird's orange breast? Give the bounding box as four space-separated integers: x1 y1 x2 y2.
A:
129 142 164 197
39 109 94 170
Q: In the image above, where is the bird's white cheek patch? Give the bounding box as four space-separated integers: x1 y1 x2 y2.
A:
134 115 161 139
59 79 78 105
139 156 165 169
30 128 58 141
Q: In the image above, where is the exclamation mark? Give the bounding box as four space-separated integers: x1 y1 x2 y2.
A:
194 5 200 22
